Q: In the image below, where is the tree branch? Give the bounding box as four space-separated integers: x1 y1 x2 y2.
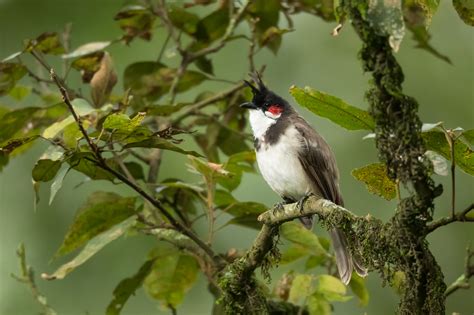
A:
173 81 246 124
39 59 225 269
426 203 474 234
11 244 57 315
445 245 474 297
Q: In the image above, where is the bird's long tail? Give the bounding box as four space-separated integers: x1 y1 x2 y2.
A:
329 228 367 285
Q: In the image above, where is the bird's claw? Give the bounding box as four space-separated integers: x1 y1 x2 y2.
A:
296 193 312 212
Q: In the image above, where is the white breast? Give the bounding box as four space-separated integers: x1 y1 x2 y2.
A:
255 126 312 200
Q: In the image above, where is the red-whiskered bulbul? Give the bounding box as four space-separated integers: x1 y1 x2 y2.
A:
240 73 367 284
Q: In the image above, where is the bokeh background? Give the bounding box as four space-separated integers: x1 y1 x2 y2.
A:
0 0 473 314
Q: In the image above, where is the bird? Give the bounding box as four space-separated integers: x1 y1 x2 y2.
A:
240 72 367 285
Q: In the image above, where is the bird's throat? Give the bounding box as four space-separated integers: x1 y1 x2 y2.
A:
248 109 277 140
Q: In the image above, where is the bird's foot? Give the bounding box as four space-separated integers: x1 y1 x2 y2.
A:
296 193 313 213
273 197 294 213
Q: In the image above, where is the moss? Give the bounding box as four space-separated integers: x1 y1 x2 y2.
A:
337 0 446 313
217 258 268 314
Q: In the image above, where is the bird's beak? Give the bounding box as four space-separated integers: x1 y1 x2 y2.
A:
240 102 258 110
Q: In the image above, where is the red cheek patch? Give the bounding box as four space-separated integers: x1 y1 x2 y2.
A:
268 105 283 115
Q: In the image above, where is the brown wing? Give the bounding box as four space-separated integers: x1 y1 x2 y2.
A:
293 117 344 206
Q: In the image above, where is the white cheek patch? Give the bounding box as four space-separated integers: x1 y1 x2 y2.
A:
264 111 282 120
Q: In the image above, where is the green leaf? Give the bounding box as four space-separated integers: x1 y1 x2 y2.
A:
367 0 405 51
351 163 397 200
290 86 375 131
318 274 350 302
195 56 214 75
281 222 327 256
407 26 451 64
349 273 369 306
225 201 267 217
114 5 156 43
32 159 62 182
453 0 474 26
305 254 327 270
43 216 136 280
259 27 291 54
461 129 474 146
54 191 136 257
280 245 309 264
106 259 155 315
146 103 189 116
62 41 112 59
49 166 70 205
144 246 200 308
123 62 206 101
42 98 95 139
25 32 65 55
67 152 117 181
194 7 229 44
167 5 200 35
71 51 104 83
248 0 281 36
0 62 27 96
125 138 202 157
8 85 31 101
423 131 474 176
225 214 262 230
103 112 145 132
288 274 313 304
307 293 331 315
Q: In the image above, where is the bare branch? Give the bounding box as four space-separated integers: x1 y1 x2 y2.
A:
187 0 251 61
426 203 474 234
11 244 57 315
445 245 474 297
35 59 224 269
173 81 246 125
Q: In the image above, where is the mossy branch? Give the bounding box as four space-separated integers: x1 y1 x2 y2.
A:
218 196 382 314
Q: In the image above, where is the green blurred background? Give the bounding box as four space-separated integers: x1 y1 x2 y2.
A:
0 0 473 314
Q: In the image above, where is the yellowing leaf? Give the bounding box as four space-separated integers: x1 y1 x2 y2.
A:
318 275 350 302
42 217 135 280
144 246 199 307
90 52 117 107
351 163 397 200
54 191 136 257
423 130 474 176
25 32 65 55
0 62 27 96
288 274 313 304
290 86 374 131
453 0 474 26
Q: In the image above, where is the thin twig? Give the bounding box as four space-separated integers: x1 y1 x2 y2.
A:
147 149 162 184
186 0 251 61
426 203 474 234
173 81 246 124
247 17 259 72
445 245 474 297
157 33 171 62
39 60 224 268
11 244 57 315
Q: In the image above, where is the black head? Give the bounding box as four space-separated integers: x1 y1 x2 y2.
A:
240 72 290 119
